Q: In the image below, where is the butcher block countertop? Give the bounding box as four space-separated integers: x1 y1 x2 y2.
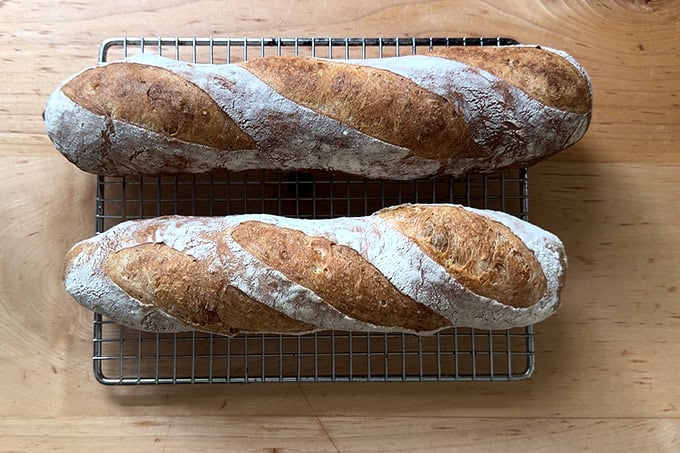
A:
1 0 679 451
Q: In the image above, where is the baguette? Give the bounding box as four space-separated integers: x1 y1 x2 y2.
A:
64 204 566 335
45 45 592 179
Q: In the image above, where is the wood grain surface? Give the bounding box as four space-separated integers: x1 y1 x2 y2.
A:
1 0 679 451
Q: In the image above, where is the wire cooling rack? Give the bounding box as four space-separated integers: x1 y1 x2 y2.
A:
92 36 535 384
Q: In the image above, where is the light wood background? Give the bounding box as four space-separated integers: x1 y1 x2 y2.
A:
1 0 679 451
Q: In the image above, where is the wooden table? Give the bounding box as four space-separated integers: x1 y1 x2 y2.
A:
1 1 679 450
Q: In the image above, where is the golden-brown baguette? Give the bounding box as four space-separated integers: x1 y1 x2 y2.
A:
45 45 592 179
63 204 567 335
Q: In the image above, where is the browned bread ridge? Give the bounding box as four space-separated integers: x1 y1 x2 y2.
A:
106 243 313 334
231 220 450 331
376 204 547 308
241 57 481 159
428 46 591 114
62 63 256 151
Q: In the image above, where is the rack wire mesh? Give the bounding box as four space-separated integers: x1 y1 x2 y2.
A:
92 36 534 384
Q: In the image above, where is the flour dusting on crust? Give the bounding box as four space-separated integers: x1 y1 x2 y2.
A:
351 54 590 174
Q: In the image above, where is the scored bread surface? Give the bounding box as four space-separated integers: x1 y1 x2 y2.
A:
45 45 592 178
242 57 481 159
376 205 547 308
426 46 591 114
106 243 313 334
64 204 566 334
231 221 450 331
62 63 256 151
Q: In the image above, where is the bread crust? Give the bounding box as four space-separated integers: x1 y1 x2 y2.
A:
428 46 591 114
106 243 314 335
377 204 547 308
45 45 592 178
62 63 256 152
242 57 481 159
63 204 567 334
232 220 449 331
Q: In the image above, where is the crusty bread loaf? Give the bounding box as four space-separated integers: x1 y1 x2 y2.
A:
45 45 592 179
63 204 567 335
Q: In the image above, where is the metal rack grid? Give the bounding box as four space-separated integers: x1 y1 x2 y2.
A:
92 36 535 384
